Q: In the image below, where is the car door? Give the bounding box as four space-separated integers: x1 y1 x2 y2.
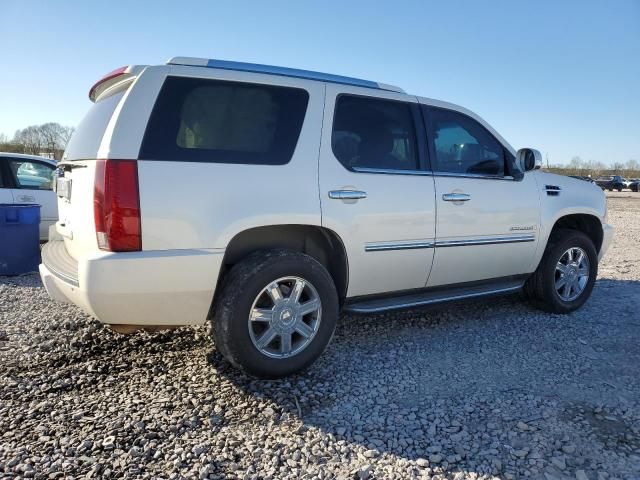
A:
319 84 436 297
6 158 58 240
421 105 541 287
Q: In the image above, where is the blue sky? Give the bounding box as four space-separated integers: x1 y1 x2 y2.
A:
1 0 638 166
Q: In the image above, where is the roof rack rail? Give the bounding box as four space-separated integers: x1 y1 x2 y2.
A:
166 57 405 93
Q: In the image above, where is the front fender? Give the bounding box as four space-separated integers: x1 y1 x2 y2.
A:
532 171 606 267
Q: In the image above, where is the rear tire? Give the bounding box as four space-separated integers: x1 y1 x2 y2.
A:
211 249 339 378
524 229 598 314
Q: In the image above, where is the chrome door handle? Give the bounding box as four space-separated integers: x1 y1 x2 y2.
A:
442 193 471 202
18 195 36 202
328 190 367 200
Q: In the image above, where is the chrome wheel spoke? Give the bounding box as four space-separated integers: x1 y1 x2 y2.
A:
570 278 579 295
256 327 277 349
290 279 305 303
555 276 567 290
575 250 584 266
250 308 273 322
266 283 283 303
556 263 569 274
280 333 292 354
294 320 314 338
299 299 320 316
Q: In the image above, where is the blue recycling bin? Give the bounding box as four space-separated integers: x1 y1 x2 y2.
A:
0 204 41 275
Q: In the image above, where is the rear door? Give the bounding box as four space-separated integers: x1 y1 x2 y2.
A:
319 85 436 297
6 158 58 239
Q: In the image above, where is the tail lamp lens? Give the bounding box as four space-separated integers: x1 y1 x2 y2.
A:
93 159 141 252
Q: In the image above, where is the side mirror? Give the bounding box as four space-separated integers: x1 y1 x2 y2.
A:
516 148 543 172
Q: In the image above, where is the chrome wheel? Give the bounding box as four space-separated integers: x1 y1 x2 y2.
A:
248 276 322 359
555 247 590 302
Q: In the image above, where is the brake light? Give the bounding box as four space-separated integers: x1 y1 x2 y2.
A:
94 160 141 252
88 66 128 101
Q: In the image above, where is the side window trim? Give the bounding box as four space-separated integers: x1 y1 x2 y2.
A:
331 93 428 176
422 105 516 181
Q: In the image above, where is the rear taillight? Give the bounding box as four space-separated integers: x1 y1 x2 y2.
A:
94 159 141 252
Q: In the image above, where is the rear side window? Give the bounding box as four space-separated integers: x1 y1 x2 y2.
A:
332 95 419 171
64 91 126 160
8 159 55 190
426 107 505 176
140 77 309 164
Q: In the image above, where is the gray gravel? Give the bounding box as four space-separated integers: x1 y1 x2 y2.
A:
1 193 639 480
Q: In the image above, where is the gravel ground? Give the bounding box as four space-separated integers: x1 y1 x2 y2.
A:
1 193 639 480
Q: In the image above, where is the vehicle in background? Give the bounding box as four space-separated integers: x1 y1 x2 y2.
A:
630 179 640 192
595 175 625 191
569 175 595 184
0 153 58 240
621 178 634 190
39 57 613 378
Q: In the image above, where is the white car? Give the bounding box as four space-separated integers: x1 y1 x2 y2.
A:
0 153 58 240
40 58 614 377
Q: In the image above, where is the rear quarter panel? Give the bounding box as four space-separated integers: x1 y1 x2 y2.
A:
131 67 326 250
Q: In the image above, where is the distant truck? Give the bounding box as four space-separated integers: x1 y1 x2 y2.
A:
595 175 625 192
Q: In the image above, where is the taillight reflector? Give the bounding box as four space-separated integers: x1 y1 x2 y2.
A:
94 159 141 252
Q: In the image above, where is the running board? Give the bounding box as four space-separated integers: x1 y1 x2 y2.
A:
344 278 525 314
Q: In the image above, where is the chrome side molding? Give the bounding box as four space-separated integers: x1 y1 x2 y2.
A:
435 234 535 248
365 241 435 252
364 234 535 252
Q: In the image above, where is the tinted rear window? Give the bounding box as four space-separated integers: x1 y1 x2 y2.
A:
140 77 309 164
64 91 125 160
332 95 419 171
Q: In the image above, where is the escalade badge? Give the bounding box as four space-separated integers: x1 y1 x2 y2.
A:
510 225 535 231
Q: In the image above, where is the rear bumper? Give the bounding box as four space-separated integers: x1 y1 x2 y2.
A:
599 223 614 261
40 241 224 325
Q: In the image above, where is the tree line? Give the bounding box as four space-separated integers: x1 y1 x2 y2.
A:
0 123 75 161
547 156 640 178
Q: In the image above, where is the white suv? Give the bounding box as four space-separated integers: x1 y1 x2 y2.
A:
40 57 614 377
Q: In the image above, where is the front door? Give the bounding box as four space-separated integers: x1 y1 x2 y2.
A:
422 105 541 287
6 157 58 239
319 85 436 297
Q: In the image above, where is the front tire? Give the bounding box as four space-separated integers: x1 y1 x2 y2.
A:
525 230 598 313
211 249 339 378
